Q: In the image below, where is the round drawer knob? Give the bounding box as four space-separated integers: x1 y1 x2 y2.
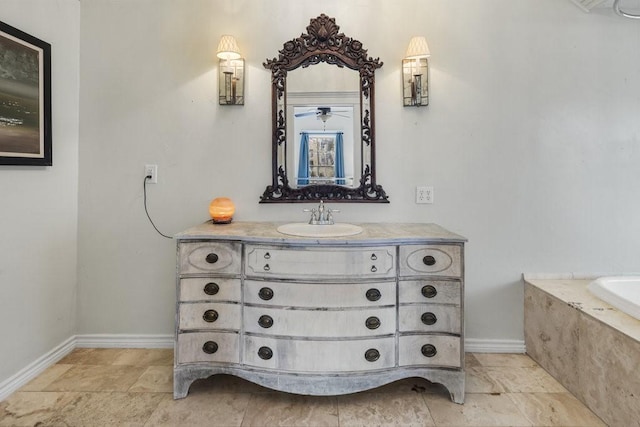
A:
370 265 377 273
421 285 438 299
264 252 271 259
205 253 219 264
202 309 219 323
365 316 381 330
370 253 377 260
258 346 273 360
263 264 270 271
259 287 274 301
258 315 274 329
421 312 437 325
421 344 437 358
203 282 220 296
423 255 436 266
364 348 380 362
365 288 381 302
202 341 218 354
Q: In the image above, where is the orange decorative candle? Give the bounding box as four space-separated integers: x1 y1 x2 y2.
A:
209 197 235 223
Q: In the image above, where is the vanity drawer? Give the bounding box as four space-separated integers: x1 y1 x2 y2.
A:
244 280 395 308
243 336 395 372
179 242 241 275
179 277 241 302
399 244 462 278
178 302 241 331
245 246 396 279
399 305 461 334
176 331 239 364
399 280 461 305
398 335 461 368
244 306 395 338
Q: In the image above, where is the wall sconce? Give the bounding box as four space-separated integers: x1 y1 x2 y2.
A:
216 35 244 105
402 36 430 107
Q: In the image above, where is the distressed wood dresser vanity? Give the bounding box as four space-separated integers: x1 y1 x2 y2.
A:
174 221 467 403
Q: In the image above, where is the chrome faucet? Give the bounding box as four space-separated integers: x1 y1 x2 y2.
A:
304 200 339 225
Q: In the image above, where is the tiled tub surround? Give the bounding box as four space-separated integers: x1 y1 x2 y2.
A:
524 277 640 427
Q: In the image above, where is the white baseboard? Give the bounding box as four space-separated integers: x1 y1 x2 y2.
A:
465 338 526 353
75 334 174 349
1 334 522 402
0 334 173 402
0 336 76 402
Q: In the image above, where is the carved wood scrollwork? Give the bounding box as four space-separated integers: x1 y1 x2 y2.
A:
260 14 388 203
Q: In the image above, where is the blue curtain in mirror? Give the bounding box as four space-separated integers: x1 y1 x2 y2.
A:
335 132 345 185
297 132 309 185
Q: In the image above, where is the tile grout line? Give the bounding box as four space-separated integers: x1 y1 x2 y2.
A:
418 391 438 426
239 391 254 427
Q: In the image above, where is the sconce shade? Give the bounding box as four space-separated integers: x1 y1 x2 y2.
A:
405 36 431 59
216 35 241 59
403 36 430 107
209 197 236 223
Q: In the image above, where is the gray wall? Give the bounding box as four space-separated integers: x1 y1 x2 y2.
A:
0 0 80 384
76 0 640 341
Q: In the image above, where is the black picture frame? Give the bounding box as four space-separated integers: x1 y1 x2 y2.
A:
0 20 51 166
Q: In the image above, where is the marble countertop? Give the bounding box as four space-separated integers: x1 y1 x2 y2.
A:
525 278 640 343
176 221 467 245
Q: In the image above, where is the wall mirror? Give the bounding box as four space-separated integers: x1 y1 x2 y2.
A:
260 14 389 203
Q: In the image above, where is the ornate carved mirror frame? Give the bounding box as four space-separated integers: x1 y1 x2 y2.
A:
260 14 389 203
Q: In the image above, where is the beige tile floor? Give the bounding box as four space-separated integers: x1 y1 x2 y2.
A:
0 349 606 426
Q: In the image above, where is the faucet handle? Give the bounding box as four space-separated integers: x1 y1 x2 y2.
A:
326 211 334 224
304 208 318 224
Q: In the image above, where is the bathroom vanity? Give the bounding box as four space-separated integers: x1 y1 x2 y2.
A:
174 221 467 403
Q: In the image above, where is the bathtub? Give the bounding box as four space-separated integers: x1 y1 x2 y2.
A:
588 276 640 321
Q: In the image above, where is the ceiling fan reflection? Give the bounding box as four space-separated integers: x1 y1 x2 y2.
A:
295 107 350 123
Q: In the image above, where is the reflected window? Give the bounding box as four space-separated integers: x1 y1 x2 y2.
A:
297 132 345 185
309 135 335 182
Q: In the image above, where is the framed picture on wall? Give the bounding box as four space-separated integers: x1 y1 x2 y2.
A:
0 20 51 166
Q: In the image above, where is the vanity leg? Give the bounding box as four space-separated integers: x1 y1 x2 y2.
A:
173 366 215 399
415 369 465 404
444 372 466 404
173 370 193 399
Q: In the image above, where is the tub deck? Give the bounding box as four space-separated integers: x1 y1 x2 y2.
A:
524 277 640 427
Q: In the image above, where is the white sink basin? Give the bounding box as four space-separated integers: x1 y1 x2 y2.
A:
277 222 363 238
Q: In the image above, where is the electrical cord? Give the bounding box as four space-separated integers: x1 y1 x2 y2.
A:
143 175 173 239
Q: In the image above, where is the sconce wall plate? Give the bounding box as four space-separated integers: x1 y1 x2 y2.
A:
218 58 244 105
402 57 428 107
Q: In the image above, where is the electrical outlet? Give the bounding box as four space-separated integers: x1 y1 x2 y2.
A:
416 186 433 204
145 164 158 184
